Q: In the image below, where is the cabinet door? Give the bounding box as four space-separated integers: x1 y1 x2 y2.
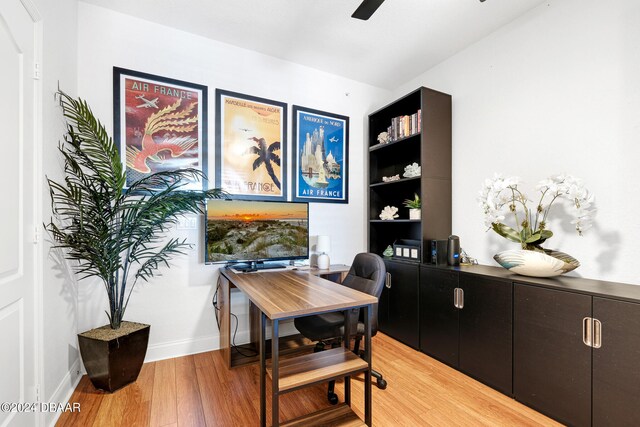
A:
420 266 459 366
592 297 640 427
459 274 512 395
383 260 420 348
514 284 592 427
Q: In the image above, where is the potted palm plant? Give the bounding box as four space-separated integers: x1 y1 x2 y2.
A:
47 91 225 392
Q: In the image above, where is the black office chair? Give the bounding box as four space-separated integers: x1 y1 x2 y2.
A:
294 252 387 404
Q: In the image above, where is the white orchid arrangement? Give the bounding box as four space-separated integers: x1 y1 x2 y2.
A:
479 173 595 251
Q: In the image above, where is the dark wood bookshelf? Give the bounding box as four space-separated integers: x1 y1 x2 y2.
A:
367 87 452 263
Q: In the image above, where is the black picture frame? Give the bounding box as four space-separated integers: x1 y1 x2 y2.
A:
292 105 349 204
215 89 288 201
113 67 208 190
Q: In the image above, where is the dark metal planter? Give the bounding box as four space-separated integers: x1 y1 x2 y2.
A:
78 322 150 393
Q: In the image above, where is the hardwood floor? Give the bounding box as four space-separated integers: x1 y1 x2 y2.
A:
57 334 560 426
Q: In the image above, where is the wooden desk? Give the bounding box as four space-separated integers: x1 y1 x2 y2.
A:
219 267 376 426
218 265 352 369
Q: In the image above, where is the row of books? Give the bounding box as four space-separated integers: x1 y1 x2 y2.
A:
387 110 421 141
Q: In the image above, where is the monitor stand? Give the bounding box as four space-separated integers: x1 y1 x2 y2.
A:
232 261 287 272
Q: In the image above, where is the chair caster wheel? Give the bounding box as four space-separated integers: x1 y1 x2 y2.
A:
328 392 339 405
376 378 387 390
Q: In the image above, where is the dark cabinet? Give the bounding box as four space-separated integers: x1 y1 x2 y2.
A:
420 267 512 394
514 284 640 426
379 260 419 349
419 266 459 366
458 273 512 395
592 297 640 427
513 284 592 426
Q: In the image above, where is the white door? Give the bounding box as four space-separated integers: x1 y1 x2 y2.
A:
0 1 39 426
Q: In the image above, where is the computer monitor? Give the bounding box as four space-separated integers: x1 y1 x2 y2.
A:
205 199 309 269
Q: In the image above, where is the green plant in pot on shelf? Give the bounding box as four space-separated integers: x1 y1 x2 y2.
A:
403 193 421 220
478 173 595 277
46 91 226 392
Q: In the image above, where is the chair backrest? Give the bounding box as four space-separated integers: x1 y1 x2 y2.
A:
341 253 386 335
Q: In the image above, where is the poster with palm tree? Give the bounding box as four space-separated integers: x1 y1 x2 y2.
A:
215 89 287 201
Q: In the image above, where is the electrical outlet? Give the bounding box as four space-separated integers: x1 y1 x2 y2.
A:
177 216 198 230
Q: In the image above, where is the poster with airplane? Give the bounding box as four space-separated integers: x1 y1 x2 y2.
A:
292 106 349 204
113 67 208 190
215 89 287 201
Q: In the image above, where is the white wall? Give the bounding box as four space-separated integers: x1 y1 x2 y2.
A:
36 0 81 424
392 0 640 284
76 2 389 360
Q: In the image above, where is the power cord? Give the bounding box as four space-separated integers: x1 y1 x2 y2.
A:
212 276 258 358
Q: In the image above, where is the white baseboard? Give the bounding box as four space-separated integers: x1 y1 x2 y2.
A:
144 321 299 363
144 333 225 363
45 357 82 427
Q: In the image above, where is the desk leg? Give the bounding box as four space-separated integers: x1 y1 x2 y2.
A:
364 304 372 426
272 319 280 427
343 309 351 406
260 312 266 427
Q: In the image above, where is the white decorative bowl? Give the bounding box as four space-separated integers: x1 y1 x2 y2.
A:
493 249 580 278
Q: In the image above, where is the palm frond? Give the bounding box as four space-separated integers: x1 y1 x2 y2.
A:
268 141 280 152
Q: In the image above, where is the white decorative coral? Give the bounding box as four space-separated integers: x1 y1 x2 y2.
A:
377 132 390 144
379 206 399 220
403 162 421 178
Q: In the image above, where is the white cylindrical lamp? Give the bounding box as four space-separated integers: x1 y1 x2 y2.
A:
316 235 331 269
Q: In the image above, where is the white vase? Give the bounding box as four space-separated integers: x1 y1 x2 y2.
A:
493 249 580 278
409 209 421 220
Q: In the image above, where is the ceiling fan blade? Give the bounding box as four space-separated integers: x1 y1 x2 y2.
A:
351 0 385 20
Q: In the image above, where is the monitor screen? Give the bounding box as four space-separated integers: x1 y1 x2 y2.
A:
205 200 309 264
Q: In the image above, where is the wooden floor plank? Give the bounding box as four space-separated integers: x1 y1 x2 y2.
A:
59 334 561 427
150 358 177 427
175 355 206 427
56 376 103 427
118 362 155 427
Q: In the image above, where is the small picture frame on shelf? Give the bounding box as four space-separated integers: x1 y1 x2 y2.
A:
393 239 421 261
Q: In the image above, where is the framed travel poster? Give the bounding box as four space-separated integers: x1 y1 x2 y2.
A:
113 67 207 190
215 89 287 201
292 106 349 203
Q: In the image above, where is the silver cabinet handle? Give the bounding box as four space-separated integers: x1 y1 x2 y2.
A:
385 272 392 289
593 318 602 349
583 317 593 347
453 288 464 309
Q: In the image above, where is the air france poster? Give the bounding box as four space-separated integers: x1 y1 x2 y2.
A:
293 106 349 203
113 67 207 190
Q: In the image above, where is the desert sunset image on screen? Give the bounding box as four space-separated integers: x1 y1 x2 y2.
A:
206 201 308 262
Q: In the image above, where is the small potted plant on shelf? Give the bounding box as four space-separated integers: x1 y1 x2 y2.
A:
46 91 226 392
404 193 421 220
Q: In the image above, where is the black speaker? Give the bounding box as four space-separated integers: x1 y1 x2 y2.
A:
430 240 448 265
447 235 460 266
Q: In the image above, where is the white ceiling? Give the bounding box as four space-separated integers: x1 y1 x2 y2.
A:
81 0 547 90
